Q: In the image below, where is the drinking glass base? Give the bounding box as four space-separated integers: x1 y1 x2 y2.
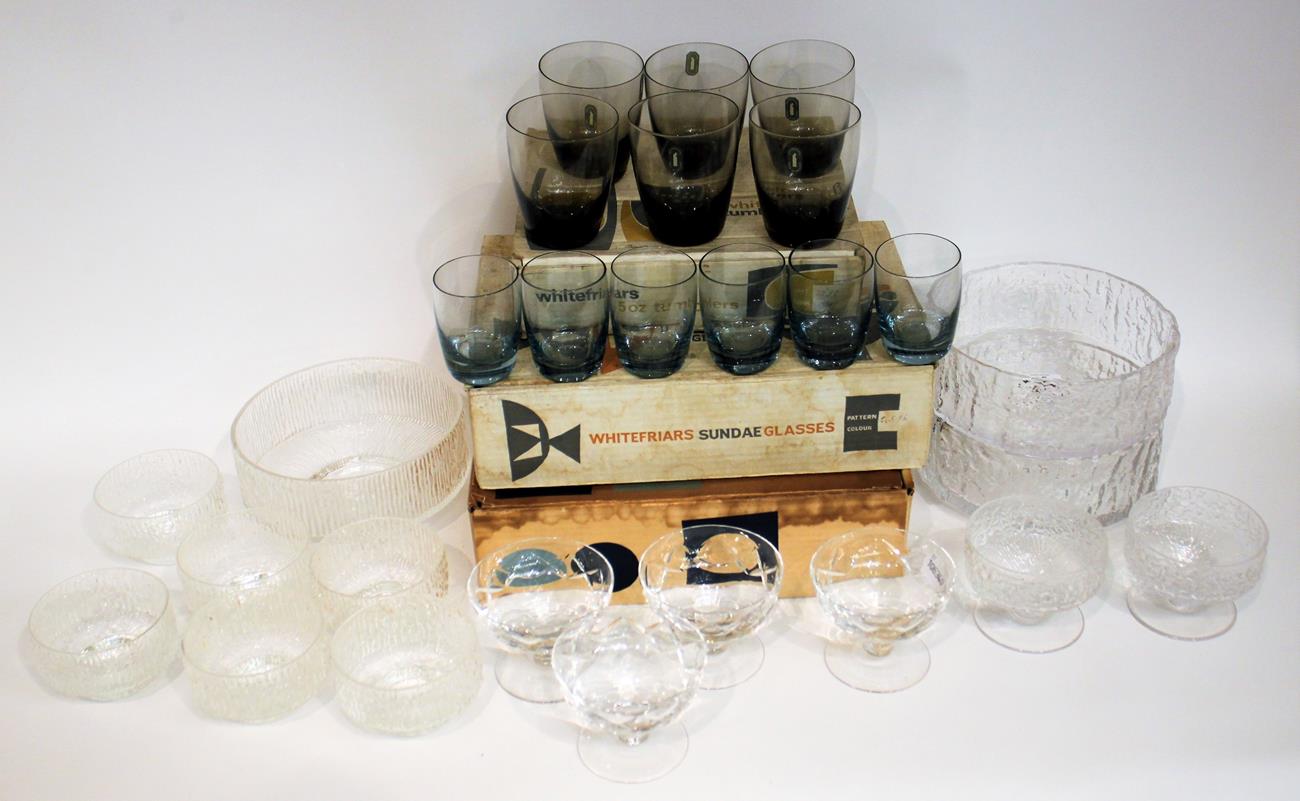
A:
495 654 565 704
974 606 1084 654
577 721 689 784
699 636 764 690
824 638 930 693
1127 592 1236 641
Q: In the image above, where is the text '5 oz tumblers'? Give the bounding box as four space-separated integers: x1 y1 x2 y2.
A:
610 246 698 379
627 91 742 246
699 243 787 375
521 251 610 383
507 94 619 250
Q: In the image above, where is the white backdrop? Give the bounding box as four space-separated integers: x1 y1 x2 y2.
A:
2 1 1297 799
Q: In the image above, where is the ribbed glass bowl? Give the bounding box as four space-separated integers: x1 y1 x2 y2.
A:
176 509 313 610
1126 487 1268 612
331 596 482 736
311 517 449 629
231 358 471 540
182 594 328 723
28 568 179 700
934 262 1179 458
92 450 225 564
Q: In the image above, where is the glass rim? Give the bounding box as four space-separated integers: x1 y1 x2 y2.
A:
749 39 855 93
92 449 221 520
176 510 311 588
748 92 862 138
626 91 742 139
638 525 784 591
506 93 621 142
432 254 520 299
874 233 962 279
610 246 697 288
231 358 462 485
538 40 644 91
809 528 949 579
699 242 787 285
968 496 1105 578
644 41 751 94
520 250 608 292
788 238 874 283
27 567 172 655
1128 486 1269 566
950 261 1181 384
181 598 325 679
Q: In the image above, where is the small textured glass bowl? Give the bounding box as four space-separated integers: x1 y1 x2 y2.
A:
92 449 225 564
934 262 1179 458
231 358 471 540
810 529 955 692
966 496 1107 653
552 606 706 784
176 509 313 611
331 596 482 735
1125 486 1268 640
311 518 449 629
468 537 614 704
182 594 328 723
638 526 782 690
28 568 179 700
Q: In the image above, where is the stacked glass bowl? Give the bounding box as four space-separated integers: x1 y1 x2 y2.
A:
920 262 1180 523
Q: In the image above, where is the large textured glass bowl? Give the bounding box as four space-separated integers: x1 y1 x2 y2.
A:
311 517 449 629
1125 486 1268 640
810 529 955 693
176 509 313 611
28 568 179 701
182 594 328 723
552 606 706 784
934 262 1179 456
231 358 471 540
966 496 1107 653
468 537 614 704
638 525 782 690
331 596 482 735
92 450 226 564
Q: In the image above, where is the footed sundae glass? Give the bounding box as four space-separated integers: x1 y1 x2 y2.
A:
810 529 955 692
552 606 706 783
965 496 1107 653
468 537 613 703
1125 487 1268 640
638 525 782 689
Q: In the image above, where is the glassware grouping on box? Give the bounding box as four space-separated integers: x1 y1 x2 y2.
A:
433 232 960 387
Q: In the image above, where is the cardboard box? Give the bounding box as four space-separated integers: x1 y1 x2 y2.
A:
469 469 913 604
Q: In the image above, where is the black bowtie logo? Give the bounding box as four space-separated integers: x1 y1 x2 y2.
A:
502 400 581 481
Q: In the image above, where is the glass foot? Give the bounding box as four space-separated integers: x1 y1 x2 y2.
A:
699 636 764 690
577 721 689 784
824 638 930 693
495 654 564 704
1127 592 1236 641
974 606 1084 654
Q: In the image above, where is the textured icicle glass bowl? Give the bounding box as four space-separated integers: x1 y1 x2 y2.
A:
933 262 1179 457
176 509 314 611
1124 487 1267 640
230 358 471 540
92 449 225 564
28 568 179 701
182 594 328 723
311 517 449 629
331 596 482 736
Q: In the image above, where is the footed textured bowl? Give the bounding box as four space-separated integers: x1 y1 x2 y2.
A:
331 596 481 735
966 496 1107 653
934 262 1179 457
1125 486 1268 640
28 568 179 700
231 358 471 539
